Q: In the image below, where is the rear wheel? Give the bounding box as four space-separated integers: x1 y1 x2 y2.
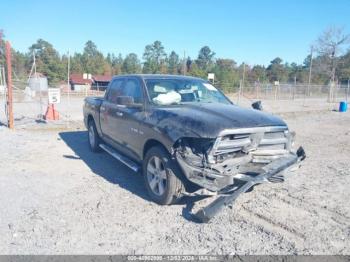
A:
88 119 101 152
143 146 184 205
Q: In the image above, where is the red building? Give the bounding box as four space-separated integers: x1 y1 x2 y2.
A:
69 74 112 91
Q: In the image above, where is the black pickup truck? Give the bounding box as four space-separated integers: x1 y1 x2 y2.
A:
83 74 305 222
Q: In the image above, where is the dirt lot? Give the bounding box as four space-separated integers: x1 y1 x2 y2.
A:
0 98 349 255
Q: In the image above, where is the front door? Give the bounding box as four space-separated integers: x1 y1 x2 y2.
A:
113 77 145 160
100 77 125 146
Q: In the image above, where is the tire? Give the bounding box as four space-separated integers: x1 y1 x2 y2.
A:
143 146 185 205
88 119 101 152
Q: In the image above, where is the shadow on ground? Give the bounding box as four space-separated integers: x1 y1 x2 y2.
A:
59 130 211 222
59 131 150 201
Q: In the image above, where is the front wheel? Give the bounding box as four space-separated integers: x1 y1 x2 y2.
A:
143 146 185 205
88 119 101 152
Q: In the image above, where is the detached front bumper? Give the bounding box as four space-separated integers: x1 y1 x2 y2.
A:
176 146 306 223
176 146 306 192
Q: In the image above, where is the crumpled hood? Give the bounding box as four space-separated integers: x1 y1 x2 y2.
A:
150 102 287 138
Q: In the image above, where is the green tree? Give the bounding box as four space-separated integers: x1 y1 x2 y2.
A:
196 46 215 71
185 57 192 74
216 58 236 70
70 53 84 74
287 62 308 83
29 39 65 83
105 53 114 75
188 63 206 78
0 30 7 71
12 51 28 81
213 59 239 92
122 53 141 74
142 40 167 73
112 53 124 75
249 65 267 83
168 51 180 74
266 57 288 82
81 40 106 75
310 55 332 84
338 50 350 82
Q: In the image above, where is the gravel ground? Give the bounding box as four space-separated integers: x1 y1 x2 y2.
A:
0 100 349 254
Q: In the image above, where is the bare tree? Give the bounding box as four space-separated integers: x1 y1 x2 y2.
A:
315 27 350 101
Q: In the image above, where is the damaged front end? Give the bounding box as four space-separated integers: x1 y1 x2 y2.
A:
173 126 306 222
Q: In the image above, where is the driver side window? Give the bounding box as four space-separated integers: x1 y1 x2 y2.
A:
107 78 125 104
123 78 143 104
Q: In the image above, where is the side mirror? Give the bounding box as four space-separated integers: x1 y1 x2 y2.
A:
116 96 143 109
251 101 263 111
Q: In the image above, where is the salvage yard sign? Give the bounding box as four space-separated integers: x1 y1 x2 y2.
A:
48 88 61 104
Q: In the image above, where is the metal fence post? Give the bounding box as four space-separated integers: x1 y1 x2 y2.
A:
237 80 242 105
5 41 14 129
347 78 349 102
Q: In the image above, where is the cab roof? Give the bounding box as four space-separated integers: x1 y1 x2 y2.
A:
112 74 205 81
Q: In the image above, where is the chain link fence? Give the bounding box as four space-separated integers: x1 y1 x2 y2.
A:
223 82 350 103
0 81 349 129
0 82 104 128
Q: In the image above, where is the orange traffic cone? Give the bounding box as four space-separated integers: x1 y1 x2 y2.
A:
44 104 59 120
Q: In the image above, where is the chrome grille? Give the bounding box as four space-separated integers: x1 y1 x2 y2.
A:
212 126 289 157
216 134 251 153
259 131 287 148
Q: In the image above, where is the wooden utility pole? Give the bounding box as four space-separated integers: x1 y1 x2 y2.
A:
347 77 349 102
293 75 296 100
183 51 186 75
307 46 313 97
237 80 242 104
66 49 71 127
303 46 313 106
5 41 14 129
33 51 43 117
328 46 337 102
67 49 70 107
242 63 246 95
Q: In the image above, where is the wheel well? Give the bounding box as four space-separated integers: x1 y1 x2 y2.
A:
143 139 168 159
143 138 200 193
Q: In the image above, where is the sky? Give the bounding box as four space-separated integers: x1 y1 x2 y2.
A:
1 0 349 66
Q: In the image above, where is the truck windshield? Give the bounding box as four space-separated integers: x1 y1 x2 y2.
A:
144 78 231 106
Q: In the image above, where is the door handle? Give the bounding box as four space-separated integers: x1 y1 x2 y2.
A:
116 112 123 117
